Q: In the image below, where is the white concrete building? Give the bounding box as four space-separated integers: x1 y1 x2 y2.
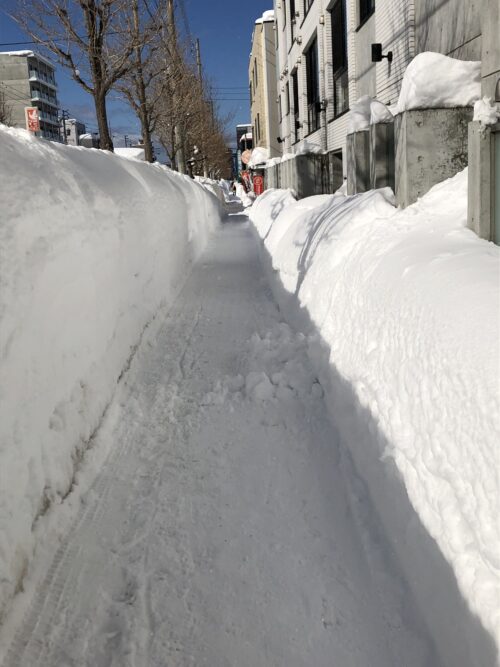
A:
275 0 415 169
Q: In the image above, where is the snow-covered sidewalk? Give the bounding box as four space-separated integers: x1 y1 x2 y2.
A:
0 217 438 667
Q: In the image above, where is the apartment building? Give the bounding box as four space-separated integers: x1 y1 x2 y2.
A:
274 0 498 167
275 0 416 164
249 10 280 158
0 50 60 141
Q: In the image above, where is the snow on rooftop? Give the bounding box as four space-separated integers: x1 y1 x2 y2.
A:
255 9 275 24
0 50 55 69
397 52 481 112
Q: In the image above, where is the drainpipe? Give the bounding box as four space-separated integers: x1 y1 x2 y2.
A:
318 0 328 152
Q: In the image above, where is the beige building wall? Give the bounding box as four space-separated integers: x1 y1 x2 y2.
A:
249 14 280 158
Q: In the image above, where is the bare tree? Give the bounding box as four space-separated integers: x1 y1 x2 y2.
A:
0 88 13 126
115 0 165 162
14 0 142 151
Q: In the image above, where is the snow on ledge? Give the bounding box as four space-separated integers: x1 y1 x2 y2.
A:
397 52 481 112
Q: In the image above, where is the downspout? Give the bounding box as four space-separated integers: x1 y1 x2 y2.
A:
318 0 328 152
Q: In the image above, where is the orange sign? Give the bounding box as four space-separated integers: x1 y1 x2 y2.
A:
241 149 252 165
25 107 40 132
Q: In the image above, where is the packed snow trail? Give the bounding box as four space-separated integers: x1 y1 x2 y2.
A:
0 216 438 667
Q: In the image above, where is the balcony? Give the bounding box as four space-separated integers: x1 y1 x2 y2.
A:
31 89 58 108
29 69 57 90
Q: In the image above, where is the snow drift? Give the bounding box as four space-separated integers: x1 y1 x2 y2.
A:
0 126 221 619
250 176 500 667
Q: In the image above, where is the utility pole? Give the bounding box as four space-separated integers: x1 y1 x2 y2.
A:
60 108 69 144
195 38 202 82
167 0 186 174
195 38 209 177
124 134 129 147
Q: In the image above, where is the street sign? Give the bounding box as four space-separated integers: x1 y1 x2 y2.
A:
25 107 40 132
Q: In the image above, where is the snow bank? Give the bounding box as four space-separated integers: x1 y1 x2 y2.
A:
250 173 500 666
397 52 481 112
0 126 221 619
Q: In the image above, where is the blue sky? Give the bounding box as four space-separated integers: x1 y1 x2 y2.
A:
0 0 273 147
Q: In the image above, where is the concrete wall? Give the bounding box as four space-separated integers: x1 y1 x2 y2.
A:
346 131 370 195
415 0 482 60
370 122 395 191
264 151 343 198
467 122 494 241
481 0 500 98
395 108 472 208
0 55 31 127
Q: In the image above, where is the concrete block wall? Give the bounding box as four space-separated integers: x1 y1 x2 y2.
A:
346 131 370 195
263 151 343 198
467 122 497 242
395 108 472 208
370 123 395 191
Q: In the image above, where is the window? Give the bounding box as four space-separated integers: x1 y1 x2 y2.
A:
359 0 375 25
249 82 253 104
286 81 290 115
290 0 296 40
305 36 320 133
279 95 282 122
291 69 300 143
330 0 349 117
253 59 258 89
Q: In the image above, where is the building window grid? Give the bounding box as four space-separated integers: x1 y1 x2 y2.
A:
359 0 375 25
305 36 320 134
291 69 300 143
330 0 349 118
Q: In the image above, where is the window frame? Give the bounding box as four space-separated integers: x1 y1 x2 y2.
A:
305 35 320 135
330 0 349 119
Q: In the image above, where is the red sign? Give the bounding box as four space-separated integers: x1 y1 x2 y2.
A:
253 174 264 196
25 107 40 132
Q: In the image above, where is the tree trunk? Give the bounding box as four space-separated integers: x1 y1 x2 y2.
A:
94 91 113 151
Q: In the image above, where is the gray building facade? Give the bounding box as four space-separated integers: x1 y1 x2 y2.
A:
0 50 60 141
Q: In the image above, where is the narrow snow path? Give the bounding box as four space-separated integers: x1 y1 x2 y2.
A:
0 216 439 667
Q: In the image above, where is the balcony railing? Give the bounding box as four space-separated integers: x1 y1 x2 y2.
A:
29 70 57 89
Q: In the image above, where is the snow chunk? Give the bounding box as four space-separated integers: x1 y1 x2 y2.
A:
248 146 270 167
255 9 275 24
370 100 394 124
295 139 325 155
347 95 372 133
473 97 500 126
397 52 481 112
114 147 146 161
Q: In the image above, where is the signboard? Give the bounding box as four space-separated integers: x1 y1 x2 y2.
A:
241 149 252 165
25 107 40 133
253 174 264 196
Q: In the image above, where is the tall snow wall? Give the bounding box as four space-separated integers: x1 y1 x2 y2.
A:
249 175 500 667
0 126 221 618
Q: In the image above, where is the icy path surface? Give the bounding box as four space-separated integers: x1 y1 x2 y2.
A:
0 216 439 667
